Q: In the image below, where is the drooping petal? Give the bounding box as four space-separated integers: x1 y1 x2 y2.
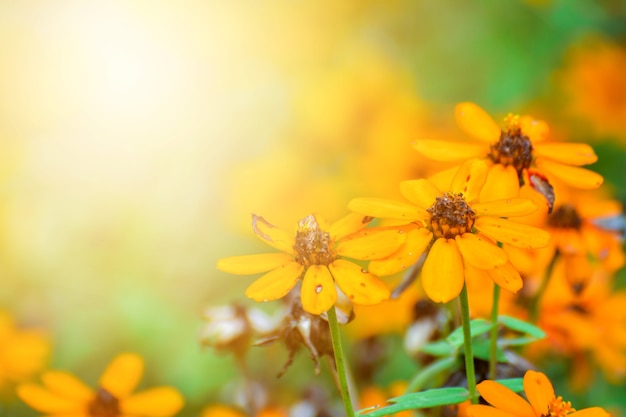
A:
244 262 303 302
520 116 549 143
486 262 522 293
17 383 85 413
328 213 373 241
467 404 519 417
368 227 433 276
300 265 337 315
479 164 520 202
523 370 554 417
534 158 603 189
348 198 429 222
329 259 390 305
217 253 294 275
336 227 407 260
421 238 465 303
454 233 507 270
533 143 597 166
100 353 144 399
450 159 488 202
412 140 487 161
251 214 296 255
399 179 442 209
120 387 184 417
455 102 501 143
477 380 535 417
42 372 93 402
472 198 537 217
475 217 551 249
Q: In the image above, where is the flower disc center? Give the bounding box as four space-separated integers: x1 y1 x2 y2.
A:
545 396 575 417
547 204 582 229
489 114 533 178
293 215 337 267
88 388 120 417
427 193 476 239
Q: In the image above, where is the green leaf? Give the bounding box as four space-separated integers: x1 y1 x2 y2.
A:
473 338 506 362
357 387 469 416
420 340 455 356
499 336 542 347
447 319 493 347
498 315 545 339
493 378 524 393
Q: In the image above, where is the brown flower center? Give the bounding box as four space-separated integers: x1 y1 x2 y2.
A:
427 193 476 239
543 396 575 417
488 114 533 179
88 388 120 417
293 215 337 267
547 204 582 229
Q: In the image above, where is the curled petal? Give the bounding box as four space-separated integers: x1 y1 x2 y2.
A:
399 179 442 209
121 387 185 417
523 370 554 417
251 214 295 255
421 238 465 303
475 217 551 249
450 159 488 202
477 380 535 417
244 262 303 302
535 158 603 189
412 140 487 161
486 262 523 293
337 227 407 260
328 213 373 241
455 233 508 270
301 265 337 315
472 198 537 217
348 198 429 222
329 259 390 305
520 116 549 143
100 353 144 399
455 102 501 143
533 143 597 166
217 253 294 275
368 227 433 276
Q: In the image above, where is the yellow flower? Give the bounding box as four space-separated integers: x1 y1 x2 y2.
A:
218 213 404 315
0 311 49 390
467 370 609 417
18 353 184 417
349 159 550 303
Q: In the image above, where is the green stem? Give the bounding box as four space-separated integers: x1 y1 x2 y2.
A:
328 307 355 417
489 283 501 380
459 283 478 404
529 252 559 324
405 356 457 393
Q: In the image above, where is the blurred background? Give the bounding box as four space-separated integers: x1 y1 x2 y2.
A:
0 0 625 415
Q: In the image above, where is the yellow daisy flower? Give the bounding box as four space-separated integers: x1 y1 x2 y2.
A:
18 353 184 417
218 213 405 315
349 159 550 303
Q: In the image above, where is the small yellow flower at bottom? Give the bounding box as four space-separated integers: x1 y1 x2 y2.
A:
218 213 406 315
18 353 184 417
467 370 609 417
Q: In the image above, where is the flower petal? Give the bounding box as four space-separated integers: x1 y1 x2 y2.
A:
120 387 184 417
455 102 501 143
336 227 407 260
42 372 93 402
368 227 433 276
100 353 144 399
348 198 428 222
455 233 508 270
244 262 303 302
486 262 522 293
467 404 519 417
300 265 337 315
523 370 554 417
520 116 549 143
17 383 85 413
477 380 535 417
251 214 295 255
217 253 294 275
329 259 390 305
479 164 520 201
570 408 610 417
475 217 551 249
328 213 373 241
421 238 465 303
534 158 603 189
399 179 442 209
533 143 597 166
450 159 488 202
412 140 487 161
472 198 537 217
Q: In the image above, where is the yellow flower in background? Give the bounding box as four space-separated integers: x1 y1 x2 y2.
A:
349 159 550 303
0 311 49 390
18 353 184 417
218 213 405 315
467 370 609 417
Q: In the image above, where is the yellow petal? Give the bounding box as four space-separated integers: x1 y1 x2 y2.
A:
535 158 603 189
368 227 433 276
533 143 597 166
336 227 407 260
412 140 487 161
486 262 522 293
244 262 303 302
450 159 488 202
328 213 373 241
479 164 520 201
17 383 85 413
217 253 294 275
467 404 519 417
477 380 535 417
329 260 390 305
421 238 465 303
99 353 144 399
399 179 442 209
454 233 508 270
520 116 549 143
300 265 337 315
475 217 551 249
455 102 501 143
120 387 184 417
251 214 295 255
472 198 537 217
348 198 428 222
42 372 93 402
523 370 554 417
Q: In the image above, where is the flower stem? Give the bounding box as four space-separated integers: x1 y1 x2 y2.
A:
459 283 478 404
405 356 457 393
489 283 501 380
327 307 355 417
529 252 559 324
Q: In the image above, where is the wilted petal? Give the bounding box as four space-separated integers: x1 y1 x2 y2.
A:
217 253 294 275
348 198 429 222
337 227 407 260
413 140 487 161
251 214 296 255
421 238 465 303
244 262 303 302
301 265 337 315
455 102 501 143
329 259 390 305
455 233 507 270
475 217 551 249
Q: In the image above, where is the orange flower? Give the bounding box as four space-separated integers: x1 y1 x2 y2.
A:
18 353 184 417
218 213 404 315
349 159 550 303
467 370 609 417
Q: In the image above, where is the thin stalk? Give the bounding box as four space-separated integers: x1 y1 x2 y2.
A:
405 356 457 393
489 283 501 380
328 307 355 417
459 283 478 404
529 252 559 323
